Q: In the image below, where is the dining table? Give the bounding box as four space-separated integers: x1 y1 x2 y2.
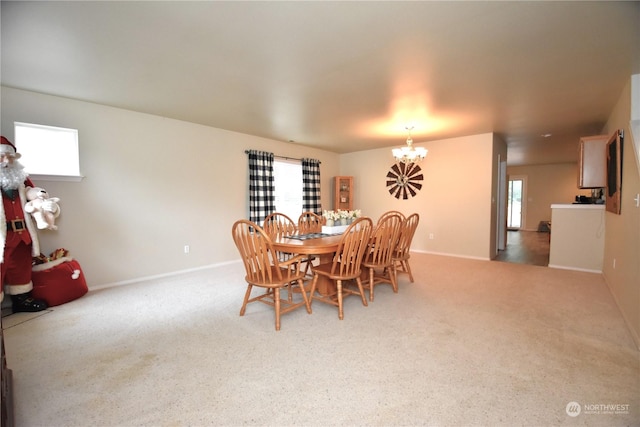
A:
271 232 344 295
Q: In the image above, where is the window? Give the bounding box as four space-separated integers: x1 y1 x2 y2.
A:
14 122 82 180
273 159 302 220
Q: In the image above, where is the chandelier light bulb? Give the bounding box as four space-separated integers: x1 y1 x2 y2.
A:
392 126 427 164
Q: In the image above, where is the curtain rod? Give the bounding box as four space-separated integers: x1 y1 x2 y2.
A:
244 150 320 164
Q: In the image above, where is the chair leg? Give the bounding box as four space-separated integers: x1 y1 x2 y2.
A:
395 258 414 283
404 260 414 283
369 267 375 302
274 288 281 331
297 278 312 314
303 257 314 279
309 274 319 302
288 277 301 303
355 277 368 307
390 264 399 293
337 279 344 320
240 284 253 316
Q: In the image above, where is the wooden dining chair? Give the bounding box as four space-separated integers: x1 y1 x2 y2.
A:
308 217 373 320
263 212 297 237
232 219 311 331
263 212 297 260
297 211 324 276
298 211 323 234
361 212 403 301
377 210 405 223
392 213 420 283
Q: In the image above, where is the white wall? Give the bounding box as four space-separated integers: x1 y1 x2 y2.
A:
340 133 499 260
601 78 640 347
1 87 340 286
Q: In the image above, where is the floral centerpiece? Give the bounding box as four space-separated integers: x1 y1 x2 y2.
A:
322 210 340 226
323 209 361 226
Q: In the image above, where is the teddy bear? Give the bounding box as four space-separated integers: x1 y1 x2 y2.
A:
24 187 61 230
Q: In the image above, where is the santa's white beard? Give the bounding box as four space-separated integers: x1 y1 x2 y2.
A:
0 160 29 190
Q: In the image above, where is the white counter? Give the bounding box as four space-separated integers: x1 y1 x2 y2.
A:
548 204 605 272
549 203 606 210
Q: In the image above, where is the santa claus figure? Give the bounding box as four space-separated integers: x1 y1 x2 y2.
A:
0 136 54 312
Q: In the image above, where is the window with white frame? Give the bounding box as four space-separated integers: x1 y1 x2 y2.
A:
273 159 303 220
14 122 81 179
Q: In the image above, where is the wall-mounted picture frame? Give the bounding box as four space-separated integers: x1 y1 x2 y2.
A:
605 129 623 214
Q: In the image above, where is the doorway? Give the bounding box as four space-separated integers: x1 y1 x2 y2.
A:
507 176 526 230
495 174 549 267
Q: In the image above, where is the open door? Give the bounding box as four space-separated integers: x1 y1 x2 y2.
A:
497 157 507 252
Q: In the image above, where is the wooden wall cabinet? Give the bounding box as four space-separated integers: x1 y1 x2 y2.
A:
578 135 608 189
333 176 353 210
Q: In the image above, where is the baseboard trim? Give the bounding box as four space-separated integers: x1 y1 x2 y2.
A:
547 264 602 274
603 273 640 351
90 260 242 291
413 249 490 262
94 251 497 292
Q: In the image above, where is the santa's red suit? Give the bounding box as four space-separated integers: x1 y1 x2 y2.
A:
0 136 47 312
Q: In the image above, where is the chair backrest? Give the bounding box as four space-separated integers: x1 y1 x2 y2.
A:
366 212 403 265
377 210 406 223
298 211 323 234
263 212 297 237
395 213 419 257
232 219 284 285
330 217 373 278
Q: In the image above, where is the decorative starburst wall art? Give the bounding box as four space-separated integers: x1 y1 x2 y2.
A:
386 162 424 199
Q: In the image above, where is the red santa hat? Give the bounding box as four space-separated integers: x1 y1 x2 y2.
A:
0 136 21 159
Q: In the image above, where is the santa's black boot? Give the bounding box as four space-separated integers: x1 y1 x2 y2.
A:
12 293 48 313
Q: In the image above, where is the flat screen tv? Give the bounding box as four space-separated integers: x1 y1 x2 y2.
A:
605 129 623 214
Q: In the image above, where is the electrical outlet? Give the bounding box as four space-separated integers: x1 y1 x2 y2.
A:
429 233 434 240
613 258 616 269
184 245 190 254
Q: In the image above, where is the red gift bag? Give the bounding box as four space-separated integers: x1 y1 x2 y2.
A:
31 257 88 306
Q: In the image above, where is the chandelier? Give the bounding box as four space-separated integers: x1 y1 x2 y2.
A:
392 126 428 164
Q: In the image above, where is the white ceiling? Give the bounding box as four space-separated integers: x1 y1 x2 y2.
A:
1 1 638 165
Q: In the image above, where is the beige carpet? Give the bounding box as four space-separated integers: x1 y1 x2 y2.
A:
3 253 638 426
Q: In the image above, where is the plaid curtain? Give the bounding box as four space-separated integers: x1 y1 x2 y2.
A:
302 158 322 215
248 150 275 223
